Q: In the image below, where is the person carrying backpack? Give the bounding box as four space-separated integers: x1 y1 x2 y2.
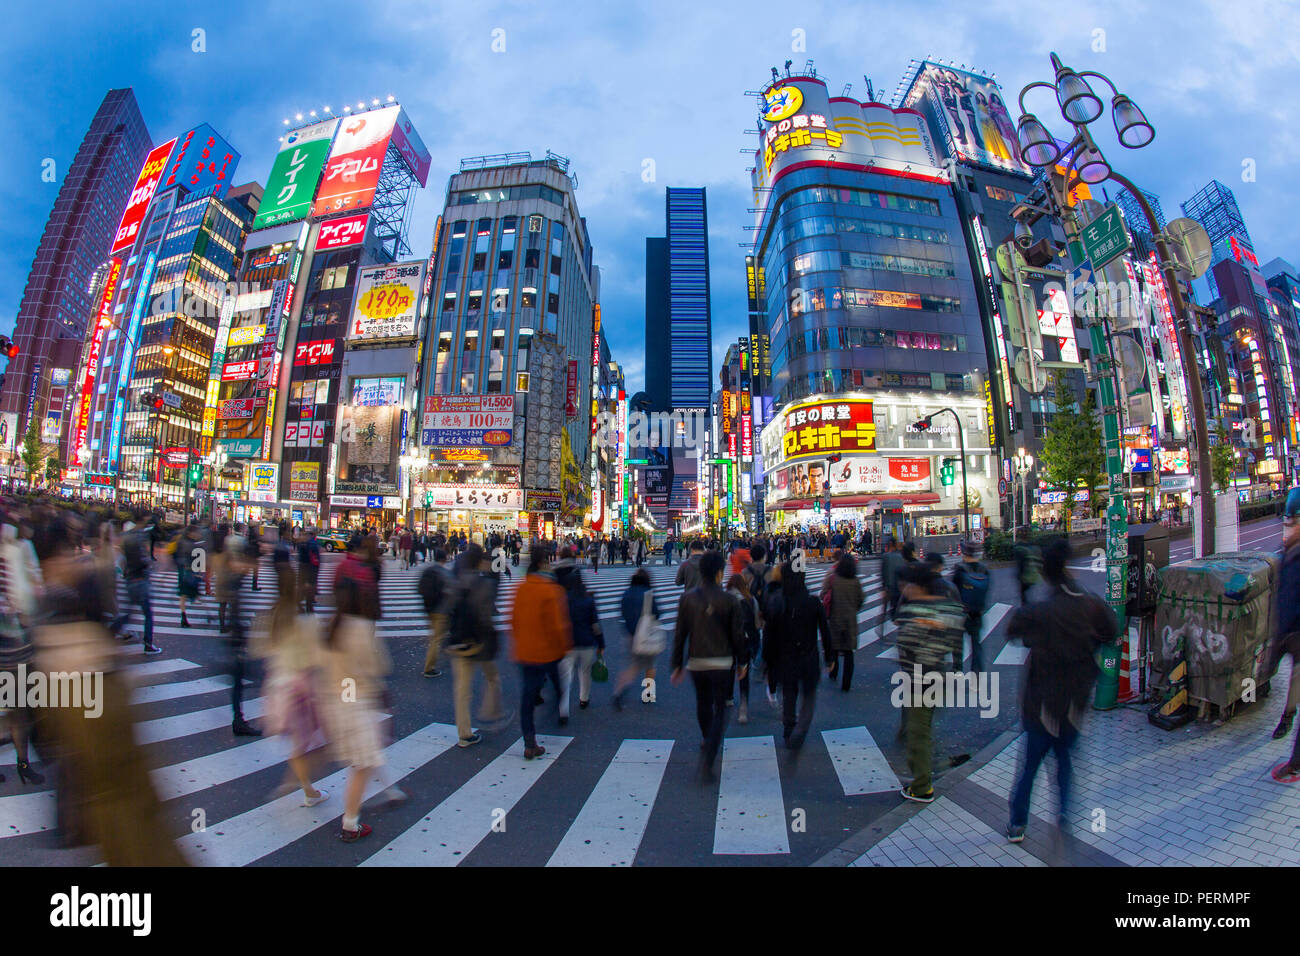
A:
444 544 508 748
1015 542 1042 605
951 540 992 671
118 521 161 655
419 549 452 678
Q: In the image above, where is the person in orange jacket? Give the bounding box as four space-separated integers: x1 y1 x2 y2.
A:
510 548 573 759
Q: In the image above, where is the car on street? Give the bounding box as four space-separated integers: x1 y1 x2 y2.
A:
317 528 351 552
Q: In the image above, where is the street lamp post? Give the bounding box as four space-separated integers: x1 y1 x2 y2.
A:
1014 447 1034 539
914 408 969 539
1014 52 1213 557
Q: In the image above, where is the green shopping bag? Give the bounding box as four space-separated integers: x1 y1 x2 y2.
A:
591 655 609 683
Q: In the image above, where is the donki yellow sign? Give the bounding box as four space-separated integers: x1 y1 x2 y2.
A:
782 398 876 462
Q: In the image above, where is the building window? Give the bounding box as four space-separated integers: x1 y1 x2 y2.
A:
463 331 478 352
548 293 559 314
521 288 537 309
467 291 482 313
437 333 452 353
442 293 456 312
516 372 530 392
487 372 503 393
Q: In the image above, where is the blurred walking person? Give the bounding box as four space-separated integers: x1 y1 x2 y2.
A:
613 568 662 710
1004 538 1115 839
951 540 992 671
444 545 508 748
879 538 903 641
825 552 864 691
297 526 321 613
558 568 603 724
511 549 572 759
895 559 966 803
118 518 161 654
253 562 328 808
671 551 746 783
419 548 452 679
726 573 762 724
1266 490 1300 777
765 562 831 752
223 524 260 736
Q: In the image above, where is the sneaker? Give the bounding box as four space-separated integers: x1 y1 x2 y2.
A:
423 668 443 678
458 733 483 748
579 699 589 709
1007 824 1027 843
900 784 935 804
143 644 163 655
340 822 372 843
302 788 330 808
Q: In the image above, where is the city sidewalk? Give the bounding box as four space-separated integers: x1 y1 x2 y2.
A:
818 660 1300 867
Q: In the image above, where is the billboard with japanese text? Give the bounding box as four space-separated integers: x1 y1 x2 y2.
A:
902 62 1032 176
349 260 424 340
251 117 338 229
421 394 514 446
111 140 177 256
311 105 399 218
781 398 876 462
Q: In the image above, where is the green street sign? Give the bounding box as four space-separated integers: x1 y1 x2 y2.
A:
1080 205 1131 270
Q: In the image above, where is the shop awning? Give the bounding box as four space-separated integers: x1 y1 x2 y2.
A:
774 492 941 512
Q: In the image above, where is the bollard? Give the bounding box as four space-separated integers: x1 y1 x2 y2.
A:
1093 641 1120 710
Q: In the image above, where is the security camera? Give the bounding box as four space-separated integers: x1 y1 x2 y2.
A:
1014 221 1034 250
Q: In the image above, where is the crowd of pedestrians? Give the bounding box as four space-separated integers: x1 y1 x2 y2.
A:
20 493 1300 861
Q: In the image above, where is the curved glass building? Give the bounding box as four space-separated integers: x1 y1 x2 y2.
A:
750 74 997 540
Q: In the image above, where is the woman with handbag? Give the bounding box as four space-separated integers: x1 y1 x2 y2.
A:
612 568 663 710
251 562 328 808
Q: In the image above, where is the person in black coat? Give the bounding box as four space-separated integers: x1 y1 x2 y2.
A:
764 563 831 750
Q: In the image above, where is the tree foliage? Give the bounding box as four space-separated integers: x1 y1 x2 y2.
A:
1038 373 1105 531
20 418 41 487
1210 422 1235 492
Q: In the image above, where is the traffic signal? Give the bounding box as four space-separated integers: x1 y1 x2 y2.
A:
140 390 163 411
187 463 202 483
913 417 931 432
0 336 17 359
827 454 842 464
940 459 956 486
813 499 821 513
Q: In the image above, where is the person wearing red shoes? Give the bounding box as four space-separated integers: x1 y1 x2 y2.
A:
510 549 572 760
1269 489 1300 783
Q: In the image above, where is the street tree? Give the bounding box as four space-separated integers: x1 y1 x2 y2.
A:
20 418 41 490
1210 422 1236 493
44 456 61 487
1039 373 1105 532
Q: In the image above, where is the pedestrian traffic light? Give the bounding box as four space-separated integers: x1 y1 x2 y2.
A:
0 336 18 360
940 461 955 486
813 499 821 512
187 463 201 483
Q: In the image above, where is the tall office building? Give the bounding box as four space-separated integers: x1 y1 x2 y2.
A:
3 89 152 433
644 188 713 410
420 152 599 537
1182 180 1255 299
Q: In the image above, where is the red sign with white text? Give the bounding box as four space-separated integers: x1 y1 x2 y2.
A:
110 139 177 256
888 458 931 483
221 360 258 382
294 339 338 366
316 212 369 251
311 106 399 218
73 258 122 463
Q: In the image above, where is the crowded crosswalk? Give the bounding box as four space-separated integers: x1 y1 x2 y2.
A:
0 550 1031 866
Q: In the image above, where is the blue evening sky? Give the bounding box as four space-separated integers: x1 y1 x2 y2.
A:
2 0 1297 394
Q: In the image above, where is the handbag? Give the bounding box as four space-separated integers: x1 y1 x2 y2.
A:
631 592 667 656
590 656 609 682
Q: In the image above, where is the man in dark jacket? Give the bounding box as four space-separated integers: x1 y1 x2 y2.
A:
1004 538 1116 840
675 540 706 590
879 538 904 640
672 550 746 783
297 527 321 613
1269 489 1300 777
951 540 992 671
419 549 452 678
446 545 508 747
766 564 832 750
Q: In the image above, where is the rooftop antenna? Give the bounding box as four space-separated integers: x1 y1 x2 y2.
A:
841 83 852 97
864 76 875 102
783 59 792 75
803 58 815 76
771 66 779 82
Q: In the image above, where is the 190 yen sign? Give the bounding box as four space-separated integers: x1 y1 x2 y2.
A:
356 284 413 320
